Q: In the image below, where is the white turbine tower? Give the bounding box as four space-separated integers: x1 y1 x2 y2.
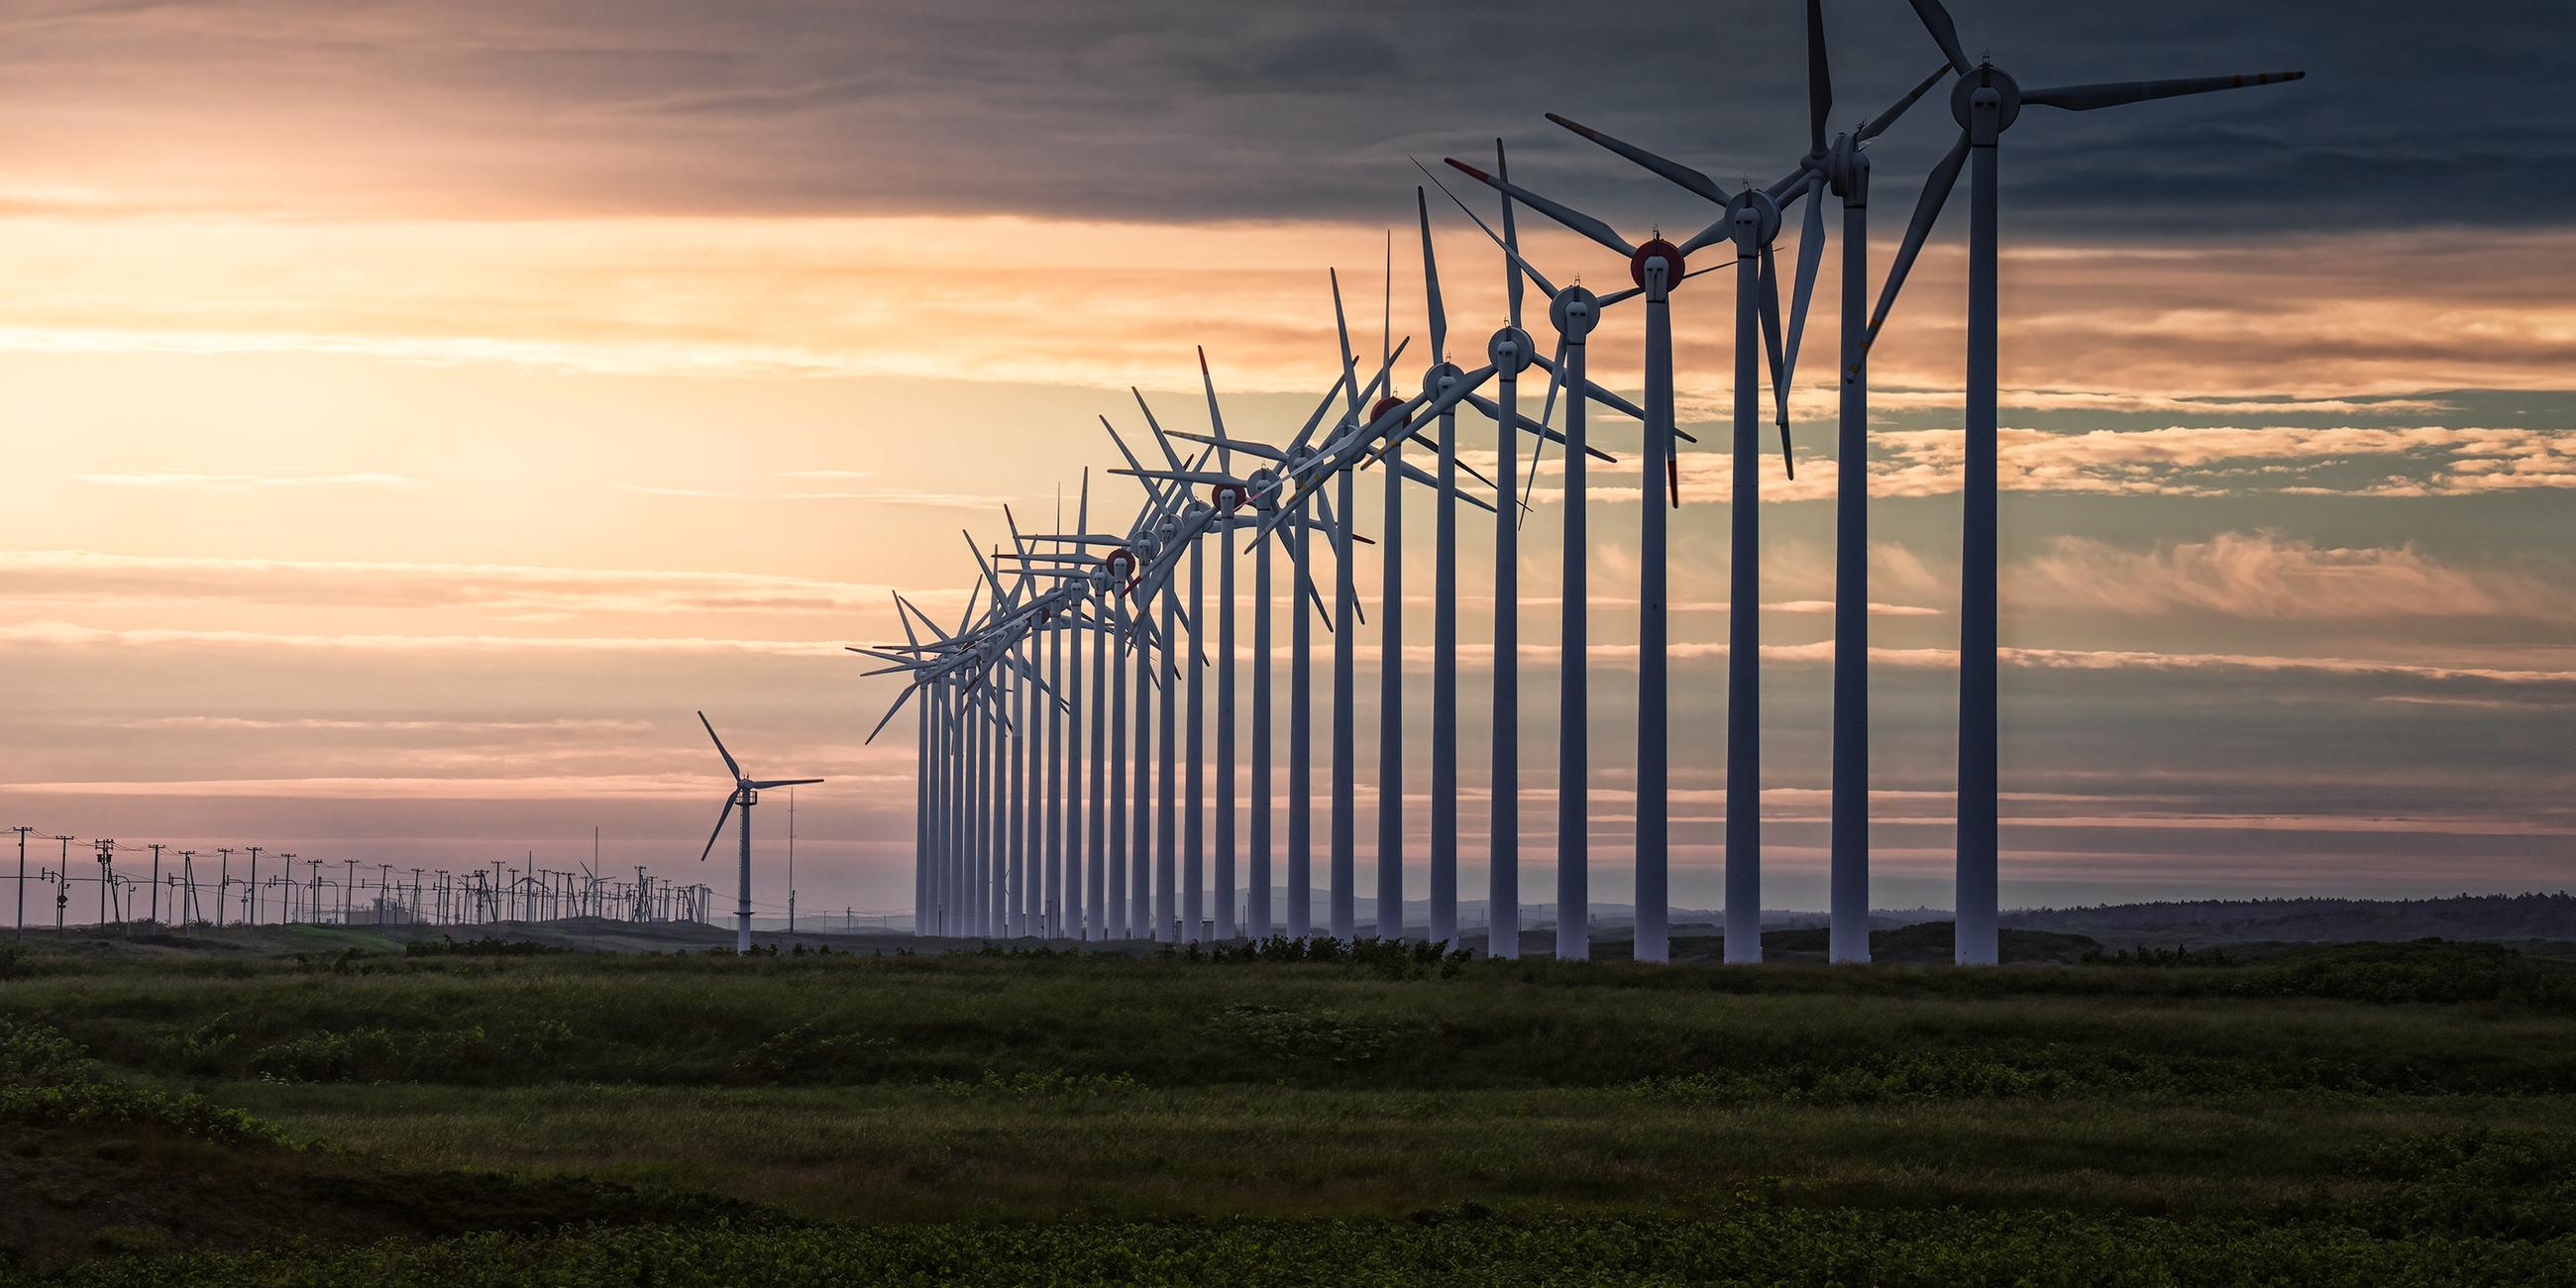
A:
695 712 822 955
1544 19 1953 966
1441 155 1677 964
1868 0 2302 965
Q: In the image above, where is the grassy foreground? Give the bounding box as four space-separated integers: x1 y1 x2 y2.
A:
1 931 2572 1283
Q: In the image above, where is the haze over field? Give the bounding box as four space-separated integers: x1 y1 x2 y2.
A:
4 0 2570 919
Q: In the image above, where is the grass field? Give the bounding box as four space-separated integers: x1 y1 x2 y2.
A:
2 928 2572 1283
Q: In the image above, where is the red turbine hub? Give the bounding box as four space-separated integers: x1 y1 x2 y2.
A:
1629 237 1684 288
1368 395 1405 424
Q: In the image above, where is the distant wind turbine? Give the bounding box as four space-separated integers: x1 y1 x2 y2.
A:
695 711 822 955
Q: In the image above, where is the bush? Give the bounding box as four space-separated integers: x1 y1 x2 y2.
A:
1209 1004 1399 1068
732 1023 894 1085
246 1020 574 1084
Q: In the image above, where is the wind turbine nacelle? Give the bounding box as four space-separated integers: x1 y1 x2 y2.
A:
1822 140 1868 200
1549 286 1600 340
1488 326 1536 374
1243 470 1281 510
1182 499 1213 524
1368 395 1406 426
1725 188 1783 248
1423 361 1464 398
1106 547 1139 577
1629 237 1685 288
1952 65 2022 132
1211 483 1248 513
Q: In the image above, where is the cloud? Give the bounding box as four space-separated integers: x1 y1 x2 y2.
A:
74 471 420 491
0 0 2518 237
115 715 655 734
2013 531 2576 624
622 483 1020 508
1529 424 2576 506
0 550 964 619
8 210 2576 409
0 619 843 656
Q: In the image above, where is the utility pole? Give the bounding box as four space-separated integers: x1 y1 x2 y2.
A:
244 846 263 925
9 826 33 939
787 788 798 937
47 836 73 933
146 844 165 925
93 839 116 930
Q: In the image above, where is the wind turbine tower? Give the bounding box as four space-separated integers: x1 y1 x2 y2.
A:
694 711 823 955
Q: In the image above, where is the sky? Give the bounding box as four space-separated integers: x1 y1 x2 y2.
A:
2 0 2570 926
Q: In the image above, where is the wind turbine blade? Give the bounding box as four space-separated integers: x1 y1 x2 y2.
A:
1523 331 1568 523
1002 504 1036 598
1330 268 1361 421
698 795 737 863
1592 283 1646 310
1862 65 1957 141
953 578 982 637
1527 353 1649 423
1077 466 1091 534
1442 159 1637 258
1420 432 1498 490
1458 392 1618 463
1762 245 1795 481
1396 459 1497 513
2023 70 2305 112
1286 367 1353 456
1381 229 1392 393
1414 158 1559 302
890 591 920 649
1171 430 1286 463
961 530 1010 607
749 778 825 790
1113 469 1247 486
1759 241 1784 405
1349 336 1413 418
1197 348 1232 475
1866 129 1970 349
1677 217 1732 259
1132 387 1192 477
1908 0 1974 75
1544 113 1733 207
1498 139 1526 329
1416 187 1447 363
1100 417 1159 499
1806 0 1832 156
1781 174 1827 427
698 710 743 782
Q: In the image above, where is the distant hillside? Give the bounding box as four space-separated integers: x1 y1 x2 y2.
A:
2002 893 2574 949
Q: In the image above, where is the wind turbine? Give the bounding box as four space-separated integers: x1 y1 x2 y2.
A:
695 712 822 955
1868 0 2302 965
1440 152 1683 963
1156 368 1360 940
1177 333 1402 939
1545 7 1953 965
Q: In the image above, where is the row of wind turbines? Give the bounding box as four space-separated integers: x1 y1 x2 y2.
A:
5 825 708 935
853 0 2301 964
